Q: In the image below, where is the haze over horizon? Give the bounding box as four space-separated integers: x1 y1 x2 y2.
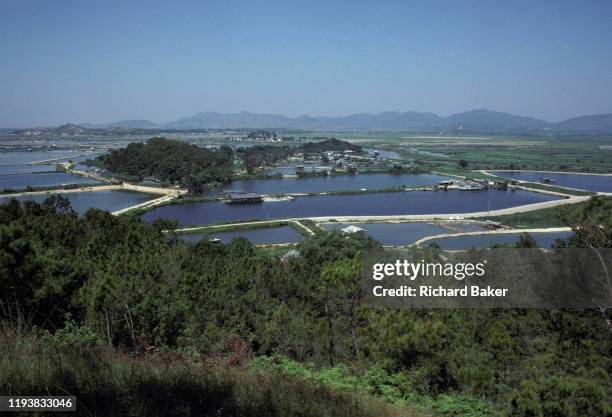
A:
1 0 611 128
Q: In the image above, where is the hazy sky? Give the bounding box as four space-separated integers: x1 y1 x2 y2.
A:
1 0 611 127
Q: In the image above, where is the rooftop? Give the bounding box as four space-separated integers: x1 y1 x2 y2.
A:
341 225 366 234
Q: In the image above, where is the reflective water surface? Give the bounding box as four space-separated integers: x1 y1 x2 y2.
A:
143 189 559 226
222 173 449 195
321 222 485 246
0 173 101 190
1 190 155 214
491 171 612 192
429 231 574 249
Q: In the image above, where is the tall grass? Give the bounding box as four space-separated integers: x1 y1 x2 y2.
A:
0 324 416 417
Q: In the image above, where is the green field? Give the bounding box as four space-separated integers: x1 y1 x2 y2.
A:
287 133 612 173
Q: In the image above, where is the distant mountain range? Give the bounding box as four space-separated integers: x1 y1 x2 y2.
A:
161 109 612 133
80 119 160 129
15 109 612 134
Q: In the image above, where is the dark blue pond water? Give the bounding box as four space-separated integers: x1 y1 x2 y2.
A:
0 164 56 175
220 173 449 195
178 225 303 244
0 190 155 214
0 150 75 165
491 171 612 192
0 173 101 190
322 222 485 246
430 231 574 249
142 189 558 226
0 150 99 165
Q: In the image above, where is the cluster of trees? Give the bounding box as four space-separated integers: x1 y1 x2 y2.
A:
95 138 233 192
95 138 365 184
238 145 295 174
301 138 362 154
239 138 363 174
0 196 611 416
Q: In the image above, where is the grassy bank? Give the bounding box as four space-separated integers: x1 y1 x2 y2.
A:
173 220 291 234
251 356 493 417
120 194 216 217
511 181 594 196
0 326 417 417
428 167 595 196
170 219 313 239
399 135 612 173
485 195 612 227
0 182 110 196
485 208 568 228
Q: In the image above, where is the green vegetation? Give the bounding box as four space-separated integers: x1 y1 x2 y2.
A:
254 245 302 257
170 219 313 238
93 137 366 185
394 135 612 173
0 182 109 195
417 165 492 180
416 166 594 196
486 196 612 228
1 195 611 416
174 220 292 235
94 138 234 192
301 138 362 154
238 145 295 174
251 356 492 417
291 220 315 236
1 325 409 417
509 181 594 196
239 138 363 175
120 194 217 217
486 206 567 228
296 169 331 178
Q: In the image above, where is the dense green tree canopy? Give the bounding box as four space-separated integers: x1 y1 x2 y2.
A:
0 196 610 416
301 138 362 154
95 138 233 192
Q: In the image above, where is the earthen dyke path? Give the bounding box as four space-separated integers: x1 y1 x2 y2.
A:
170 193 611 233
411 227 572 247
480 169 612 177
2 162 188 216
4 161 610 228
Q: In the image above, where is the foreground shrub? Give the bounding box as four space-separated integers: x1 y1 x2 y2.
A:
0 326 413 417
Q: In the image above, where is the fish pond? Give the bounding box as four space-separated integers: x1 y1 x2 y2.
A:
143 189 559 226
178 225 304 244
0 172 101 190
428 231 574 249
321 222 485 246
1 190 156 214
0 164 57 175
0 150 99 165
217 173 449 195
490 171 612 193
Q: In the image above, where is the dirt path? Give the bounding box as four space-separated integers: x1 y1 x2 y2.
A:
168 194 595 234
302 194 592 223
1 185 122 197
173 219 313 234
483 169 612 176
412 227 572 246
